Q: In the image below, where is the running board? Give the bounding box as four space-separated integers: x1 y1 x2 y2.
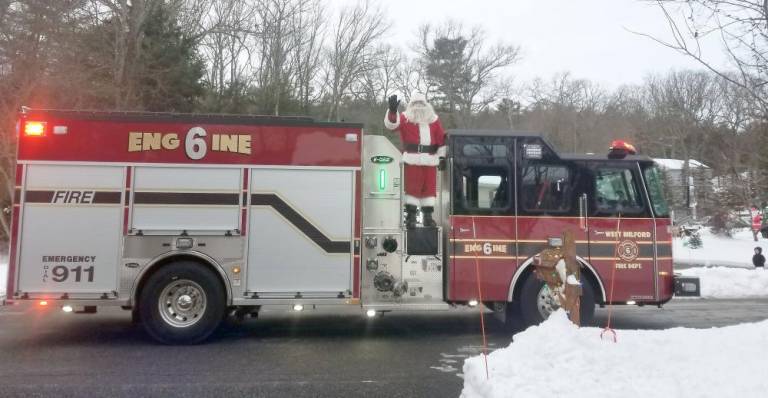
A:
362 303 451 311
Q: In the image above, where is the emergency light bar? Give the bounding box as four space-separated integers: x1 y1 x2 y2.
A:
608 140 637 159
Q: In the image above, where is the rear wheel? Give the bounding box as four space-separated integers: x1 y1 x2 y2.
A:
501 300 526 333
139 261 226 344
518 272 596 327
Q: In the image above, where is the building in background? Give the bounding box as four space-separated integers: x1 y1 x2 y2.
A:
654 158 712 222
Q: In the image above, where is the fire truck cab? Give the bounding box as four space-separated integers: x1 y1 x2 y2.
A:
5 109 698 344
363 131 684 323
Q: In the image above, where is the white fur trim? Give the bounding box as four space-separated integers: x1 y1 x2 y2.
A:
418 123 431 145
384 111 400 130
404 194 421 206
402 152 440 166
420 196 436 207
436 145 446 157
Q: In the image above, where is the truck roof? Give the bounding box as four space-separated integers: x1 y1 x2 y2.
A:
21 108 364 129
448 129 653 163
561 153 655 163
448 129 545 138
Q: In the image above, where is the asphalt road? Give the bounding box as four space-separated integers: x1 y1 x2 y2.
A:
1 299 766 398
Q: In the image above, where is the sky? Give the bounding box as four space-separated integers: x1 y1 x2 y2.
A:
332 0 729 89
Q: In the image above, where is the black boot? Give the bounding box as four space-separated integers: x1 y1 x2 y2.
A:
422 206 437 227
404 204 418 229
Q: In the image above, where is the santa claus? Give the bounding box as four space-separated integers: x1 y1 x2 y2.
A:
384 93 446 229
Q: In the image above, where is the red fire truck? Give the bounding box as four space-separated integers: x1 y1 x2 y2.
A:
4 108 699 344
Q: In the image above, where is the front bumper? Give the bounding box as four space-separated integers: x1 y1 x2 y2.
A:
674 275 701 297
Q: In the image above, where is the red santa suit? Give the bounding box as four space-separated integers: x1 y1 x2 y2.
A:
384 96 446 207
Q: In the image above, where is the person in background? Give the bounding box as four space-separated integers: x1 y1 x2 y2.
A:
752 211 763 242
753 247 765 269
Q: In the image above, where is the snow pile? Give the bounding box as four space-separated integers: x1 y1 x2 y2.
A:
462 311 768 398
678 267 768 299
674 228 764 268
0 263 6 297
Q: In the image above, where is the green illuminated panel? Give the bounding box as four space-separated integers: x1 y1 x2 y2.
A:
378 168 387 191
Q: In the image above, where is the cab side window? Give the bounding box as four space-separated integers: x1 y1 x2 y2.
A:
454 166 511 214
594 168 644 215
520 163 572 214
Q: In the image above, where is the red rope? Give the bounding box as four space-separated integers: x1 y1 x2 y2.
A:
471 216 490 379
601 212 622 343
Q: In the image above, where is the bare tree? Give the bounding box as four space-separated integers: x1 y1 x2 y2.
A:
253 0 304 115
642 70 720 158
634 1 768 115
393 57 428 99
525 72 607 152
350 44 402 106
291 0 325 114
171 0 216 40
198 0 258 112
322 0 389 121
198 0 325 115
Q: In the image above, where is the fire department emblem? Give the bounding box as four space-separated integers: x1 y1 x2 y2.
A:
618 240 639 261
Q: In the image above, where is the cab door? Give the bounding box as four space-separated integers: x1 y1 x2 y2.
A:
586 162 656 302
448 137 516 301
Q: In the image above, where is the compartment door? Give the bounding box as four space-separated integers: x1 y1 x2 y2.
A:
247 169 354 296
17 165 124 296
131 167 241 233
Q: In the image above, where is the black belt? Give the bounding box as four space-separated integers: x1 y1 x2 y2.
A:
404 144 438 154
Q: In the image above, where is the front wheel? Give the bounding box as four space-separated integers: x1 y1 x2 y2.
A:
518 272 596 327
139 261 226 344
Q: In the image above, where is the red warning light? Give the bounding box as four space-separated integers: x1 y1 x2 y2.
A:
24 121 47 137
608 140 637 159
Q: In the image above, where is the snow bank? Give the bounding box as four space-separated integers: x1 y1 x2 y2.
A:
674 228 764 268
461 311 768 398
0 263 6 296
678 267 768 298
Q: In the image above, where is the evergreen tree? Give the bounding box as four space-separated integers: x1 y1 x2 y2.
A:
137 5 205 113
687 231 703 249
423 36 470 118
74 3 205 112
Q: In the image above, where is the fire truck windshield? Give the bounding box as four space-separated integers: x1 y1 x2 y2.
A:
643 165 670 217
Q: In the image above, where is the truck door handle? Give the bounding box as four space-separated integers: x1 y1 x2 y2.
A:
579 194 588 231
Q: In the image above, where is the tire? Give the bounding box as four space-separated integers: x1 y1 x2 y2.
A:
501 300 526 333
139 261 226 344
131 308 141 325
518 272 596 327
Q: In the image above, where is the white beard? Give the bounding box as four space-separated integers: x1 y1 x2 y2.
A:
404 103 437 124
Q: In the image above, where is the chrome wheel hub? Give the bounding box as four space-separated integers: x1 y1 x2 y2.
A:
159 279 207 328
536 284 562 319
